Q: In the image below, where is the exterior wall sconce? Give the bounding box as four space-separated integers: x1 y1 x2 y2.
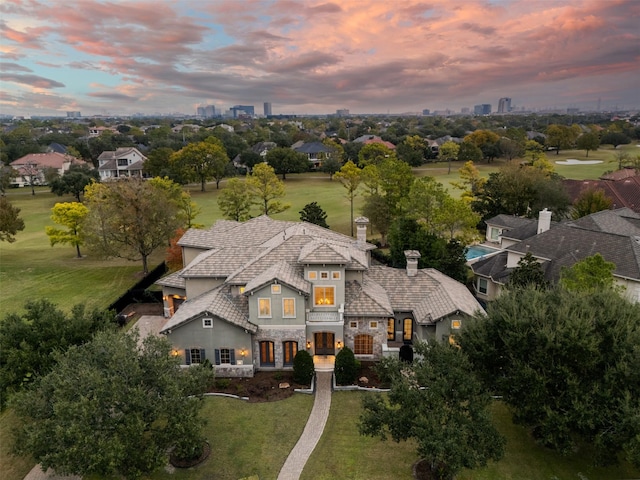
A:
306 340 312 349
171 349 180 357
240 348 247 357
336 341 343 349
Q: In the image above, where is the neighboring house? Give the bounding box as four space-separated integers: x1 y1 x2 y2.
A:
293 142 333 169
10 152 86 187
97 147 147 180
232 142 277 170
47 142 68 154
563 168 640 214
471 208 640 304
352 135 396 150
88 126 118 137
157 216 482 377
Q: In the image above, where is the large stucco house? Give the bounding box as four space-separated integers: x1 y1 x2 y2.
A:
157 216 483 377
471 208 640 304
10 152 87 187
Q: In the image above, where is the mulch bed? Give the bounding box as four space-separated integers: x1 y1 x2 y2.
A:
209 362 385 403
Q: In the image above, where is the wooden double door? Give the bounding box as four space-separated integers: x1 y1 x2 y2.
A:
314 332 335 356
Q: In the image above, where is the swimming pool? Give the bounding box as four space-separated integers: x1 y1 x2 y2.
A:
466 245 499 260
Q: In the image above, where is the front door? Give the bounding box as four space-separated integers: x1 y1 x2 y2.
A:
314 332 334 356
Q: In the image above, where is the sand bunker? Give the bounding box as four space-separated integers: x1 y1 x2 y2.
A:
555 159 603 165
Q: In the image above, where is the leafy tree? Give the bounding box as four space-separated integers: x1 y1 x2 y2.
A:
545 124 578 155
148 177 202 229
388 217 445 269
11 330 213 478
464 130 500 162
471 163 570 222
0 165 16 194
246 162 290 216
49 164 100 201
265 147 309 180
83 178 182 275
559 253 619 293
362 192 393 246
357 143 395 167
571 188 613 219
0 197 25 243
0 299 112 409
438 140 460 174
166 228 185 271
299 201 329 228
396 135 425 166
172 138 230 191
238 150 263 174
436 196 480 244
614 151 631 170
498 137 524 161
461 287 640 467
359 342 504 480
450 161 486 203
334 161 362 236
45 202 88 258
576 132 600 157
457 141 483 163
144 147 179 181
508 252 547 289
439 238 470 284
600 131 630 149
377 157 414 216
218 177 254 221
334 346 358 385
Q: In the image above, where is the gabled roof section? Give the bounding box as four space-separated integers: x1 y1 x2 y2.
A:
156 270 186 289
11 152 83 168
298 241 351 264
486 214 535 230
293 142 332 154
344 279 394 317
366 265 483 323
181 247 264 278
471 252 513 284
566 208 640 236
244 261 311 295
160 285 255 334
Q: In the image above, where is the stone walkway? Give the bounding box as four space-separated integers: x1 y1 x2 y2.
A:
277 371 333 480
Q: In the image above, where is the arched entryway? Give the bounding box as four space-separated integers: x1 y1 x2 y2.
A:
314 332 334 356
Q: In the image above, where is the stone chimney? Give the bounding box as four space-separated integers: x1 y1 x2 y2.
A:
404 250 421 277
537 208 552 234
355 216 369 244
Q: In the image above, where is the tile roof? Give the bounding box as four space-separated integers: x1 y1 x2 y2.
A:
298 241 351 264
344 279 394 317
486 214 536 230
10 152 84 169
244 261 311 295
160 285 255 333
562 174 640 213
156 270 186 289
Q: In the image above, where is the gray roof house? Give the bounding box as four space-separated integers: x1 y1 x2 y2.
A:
292 142 333 169
97 147 147 180
471 208 640 304
157 215 483 377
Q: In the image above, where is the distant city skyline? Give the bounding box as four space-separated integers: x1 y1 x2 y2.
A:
1 0 639 117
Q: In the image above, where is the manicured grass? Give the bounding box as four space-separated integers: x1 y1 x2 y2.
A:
301 393 640 480
0 409 35 480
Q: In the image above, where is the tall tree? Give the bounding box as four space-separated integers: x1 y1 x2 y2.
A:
217 177 254 221
545 124 578 155
362 192 393 246
359 342 505 480
12 330 213 478
463 130 500 162
600 131 631 149
438 140 460 174
576 132 600 157
246 162 290 216
83 178 182 275
144 147 179 181
0 300 112 409
461 287 640 467
334 161 362 236
396 135 426 166
148 177 202 229
265 147 309 180
172 138 229 191
508 252 548 289
450 161 486 203
299 201 329 228
49 164 100 202
357 143 395 167
0 197 25 243
0 165 16 195
45 202 88 258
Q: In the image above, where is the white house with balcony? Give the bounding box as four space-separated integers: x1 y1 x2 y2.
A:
156 216 482 377
97 147 147 180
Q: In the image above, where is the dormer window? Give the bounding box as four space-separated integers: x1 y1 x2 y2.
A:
320 271 329 279
332 271 341 280
271 284 281 294
308 271 317 280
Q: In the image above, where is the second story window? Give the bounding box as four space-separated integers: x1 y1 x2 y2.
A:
117 158 129 166
283 298 296 317
314 286 335 306
258 298 271 317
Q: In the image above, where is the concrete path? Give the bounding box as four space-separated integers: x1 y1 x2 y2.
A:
129 315 168 347
23 465 80 480
277 371 333 480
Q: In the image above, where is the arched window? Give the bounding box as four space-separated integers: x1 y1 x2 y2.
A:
354 334 373 355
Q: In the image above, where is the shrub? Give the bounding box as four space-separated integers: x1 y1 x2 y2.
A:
334 346 359 385
215 378 231 389
293 350 314 385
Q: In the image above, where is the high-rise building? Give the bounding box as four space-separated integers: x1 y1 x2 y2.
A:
264 102 272 117
66 111 81 118
497 97 511 113
230 105 255 118
474 104 492 115
197 105 216 118
336 109 350 116
422 109 430 116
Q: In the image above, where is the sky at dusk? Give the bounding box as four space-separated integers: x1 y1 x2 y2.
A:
1 0 639 117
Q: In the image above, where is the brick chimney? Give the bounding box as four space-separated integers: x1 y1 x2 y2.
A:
355 216 369 244
538 208 552 234
404 250 421 277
